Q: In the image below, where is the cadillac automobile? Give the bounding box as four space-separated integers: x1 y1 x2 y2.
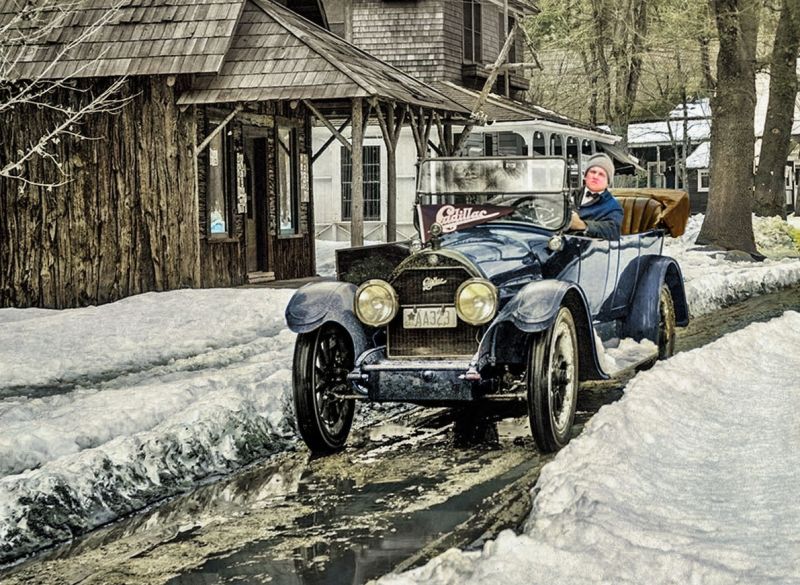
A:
285 157 689 454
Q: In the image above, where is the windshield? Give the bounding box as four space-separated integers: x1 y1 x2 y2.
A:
418 157 567 195
416 157 570 233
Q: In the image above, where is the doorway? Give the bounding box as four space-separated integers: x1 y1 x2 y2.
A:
244 130 270 275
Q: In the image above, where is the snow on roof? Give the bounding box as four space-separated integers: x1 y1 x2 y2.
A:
669 98 711 119
627 118 711 146
686 141 710 169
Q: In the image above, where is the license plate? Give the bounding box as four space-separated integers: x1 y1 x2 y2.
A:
403 306 457 329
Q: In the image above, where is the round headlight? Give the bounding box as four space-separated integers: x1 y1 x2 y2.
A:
455 278 498 325
354 279 398 327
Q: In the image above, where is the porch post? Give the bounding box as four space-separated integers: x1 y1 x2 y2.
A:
351 97 364 247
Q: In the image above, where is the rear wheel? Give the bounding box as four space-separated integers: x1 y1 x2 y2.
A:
527 306 579 452
656 285 676 359
293 324 355 454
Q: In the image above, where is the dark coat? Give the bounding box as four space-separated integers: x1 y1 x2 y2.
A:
578 189 624 239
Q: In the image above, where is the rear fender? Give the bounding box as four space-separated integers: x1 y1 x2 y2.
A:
622 256 689 344
285 281 372 357
477 280 609 380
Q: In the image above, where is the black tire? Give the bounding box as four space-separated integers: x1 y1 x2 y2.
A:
527 306 579 453
656 284 676 359
293 323 355 454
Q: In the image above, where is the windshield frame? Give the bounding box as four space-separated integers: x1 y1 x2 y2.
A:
415 156 572 233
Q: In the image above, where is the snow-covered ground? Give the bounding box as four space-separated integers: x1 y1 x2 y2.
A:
1 216 799 565
378 311 800 585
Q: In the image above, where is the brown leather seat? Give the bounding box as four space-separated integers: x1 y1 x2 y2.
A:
619 196 663 235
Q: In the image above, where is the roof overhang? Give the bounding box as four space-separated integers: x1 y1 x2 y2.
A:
599 143 644 171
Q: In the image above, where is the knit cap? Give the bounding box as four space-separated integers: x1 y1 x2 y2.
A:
584 153 615 185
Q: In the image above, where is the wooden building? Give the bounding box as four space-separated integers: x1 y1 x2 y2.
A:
0 0 465 308
325 0 535 100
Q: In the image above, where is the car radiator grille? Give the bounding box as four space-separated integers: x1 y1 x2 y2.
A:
388 266 482 358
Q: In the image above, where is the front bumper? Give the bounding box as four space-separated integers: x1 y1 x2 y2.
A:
348 347 484 403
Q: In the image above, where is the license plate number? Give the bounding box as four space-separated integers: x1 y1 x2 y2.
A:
403 307 457 329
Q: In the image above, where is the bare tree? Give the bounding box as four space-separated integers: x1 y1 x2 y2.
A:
697 0 760 255
753 0 800 218
0 0 129 187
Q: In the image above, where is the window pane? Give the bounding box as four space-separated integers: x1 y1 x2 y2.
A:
208 131 229 236
566 136 578 161
532 131 546 155
550 134 563 156
342 145 381 221
582 139 593 155
277 125 297 235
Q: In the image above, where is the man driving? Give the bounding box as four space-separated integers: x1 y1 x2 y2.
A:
569 153 623 239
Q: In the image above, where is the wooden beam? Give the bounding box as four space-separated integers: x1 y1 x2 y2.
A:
472 26 516 119
453 123 475 155
376 101 400 242
351 97 364 247
304 99 352 151
195 105 242 154
408 106 425 158
312 116 351 162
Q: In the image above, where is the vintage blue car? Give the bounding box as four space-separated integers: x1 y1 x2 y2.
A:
286 157 689 454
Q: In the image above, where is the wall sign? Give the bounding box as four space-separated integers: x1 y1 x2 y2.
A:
236 153 247 214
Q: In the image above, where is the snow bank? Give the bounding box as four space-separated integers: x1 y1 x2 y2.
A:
0 289 297 564
379 311 800 585
0 289 294 392
665 214 800 317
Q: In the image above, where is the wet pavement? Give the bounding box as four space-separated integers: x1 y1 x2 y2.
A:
3 284 800 585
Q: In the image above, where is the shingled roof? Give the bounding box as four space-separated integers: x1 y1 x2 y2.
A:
432 81 610 135
177 0 469 112
0 0 245 79
1 0 466 113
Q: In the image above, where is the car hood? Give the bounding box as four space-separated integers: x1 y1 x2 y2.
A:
440 225 553 292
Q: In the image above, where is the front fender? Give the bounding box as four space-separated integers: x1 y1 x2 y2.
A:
622 256 689 343
477 280 608 380
285 281 372 357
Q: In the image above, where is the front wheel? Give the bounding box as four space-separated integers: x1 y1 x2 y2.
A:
293 324 355 454
527 306 579 453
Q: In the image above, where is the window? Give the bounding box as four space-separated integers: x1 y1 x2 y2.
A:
342 145 381 221
648 161 666 188
207 129 235 237
277 123 300 236
532 131 546 155
581 139 593 156
697 168 709 192
463 0 482 62
566 136 578 161
550 134 563 157
498 14 516 63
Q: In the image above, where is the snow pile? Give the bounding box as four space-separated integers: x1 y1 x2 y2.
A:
665 214 800 316
0 289 297 564
379 311 800 585
595 335 658 373
753 215 800 257
0 289 294 392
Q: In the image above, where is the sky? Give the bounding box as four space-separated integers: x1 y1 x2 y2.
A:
0 215 799 572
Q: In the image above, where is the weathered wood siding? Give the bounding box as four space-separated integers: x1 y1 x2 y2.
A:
0 77 198 309
350 0 524 90
352 0 451 83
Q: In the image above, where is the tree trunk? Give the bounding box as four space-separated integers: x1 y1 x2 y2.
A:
753 0 800 218
697 0 760 255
